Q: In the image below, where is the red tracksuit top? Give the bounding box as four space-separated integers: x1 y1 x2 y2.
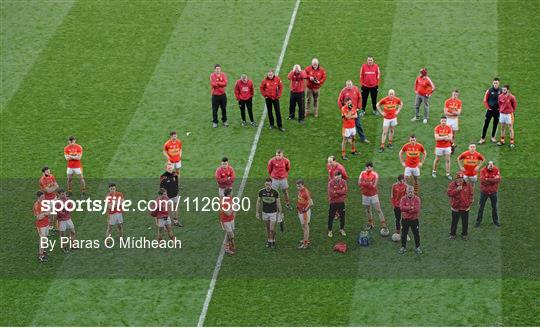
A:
260 76 283 100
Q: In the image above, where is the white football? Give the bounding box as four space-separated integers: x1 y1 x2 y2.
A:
391 233 401 242
380 228 390 237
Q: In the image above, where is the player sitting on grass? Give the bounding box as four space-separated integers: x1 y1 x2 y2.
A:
220 188 236 255
295 179 313 249
151 188 176 242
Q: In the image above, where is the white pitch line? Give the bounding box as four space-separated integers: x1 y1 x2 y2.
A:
196 0 301 326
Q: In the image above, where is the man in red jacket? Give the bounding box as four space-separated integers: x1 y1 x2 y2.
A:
497 84 517 148
210 64 228 128
287 64 307 123
447 172 474 240
475 161 501 227
215 157 236 197
338 80 369 143
234 74 256 127
390 174 407 234
412 68 436 124
327 171 348 237
360 56 381 115
260 69 284 131
358 162 387 231
304 58 326 117
326 156 349 181
268 149 291 209
398 185 422 254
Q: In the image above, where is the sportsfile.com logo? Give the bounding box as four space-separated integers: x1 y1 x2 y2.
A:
42 196 251 215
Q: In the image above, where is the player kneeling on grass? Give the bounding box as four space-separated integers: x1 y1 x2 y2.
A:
295 179 313 249
447 172 474 241
151 188 176 242
256 178 282 249
340 98 358 160
220 188 236 255
34 191 51 262
105 183 124 245
432 116 453 180
398 185 422 255
358 162 387 231
55 189 76 252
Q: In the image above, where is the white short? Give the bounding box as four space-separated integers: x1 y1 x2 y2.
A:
383 118 398 127
446 117 459 130
342 127 356 138
298 209 311 224
500 113 513 125
37 226 49 237
156 217 171 228
262 212 277 222
58 219 75 232
169 196 179 205
435 147 452 156
218 187 233 197
221 220 235 233
271 178 288 190
404 167 420 177
463 175 478 183
170 161 182 169
108 213 123 225
362 194 380 206
66 167 82 175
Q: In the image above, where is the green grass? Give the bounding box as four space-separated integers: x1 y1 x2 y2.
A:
1 0 539 326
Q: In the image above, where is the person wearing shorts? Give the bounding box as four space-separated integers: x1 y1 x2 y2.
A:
295 179 313 249
34 191 50 262
163 131 183 175
399 134 427 195
215 157 236 197
458 144 485 184
39 166 58 233
64 135 86 197
256 178 282 249
267 149 291 209
55 189 76 252
220 188 236 255
497 84 517 148
160 163 181 227
105 183 124 244
390 174 407 234
340 98 358 160
444 90 462 154
376 89 403 152
151 188 176 242
358 162 387 231
432 116 454 180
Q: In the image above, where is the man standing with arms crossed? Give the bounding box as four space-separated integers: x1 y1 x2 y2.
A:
338 80 369 144
163 131 183 176
398 185 422 255
457 144 485 184
304 58 327 117
39 166 58 233
34 191 51 262
497 84 517 148
326 156 349 181
160 163 181 227
432 116 453 180
327 171 348 237
210 64 228 128
296 179 313 249
447 172 474 240
287 64 307 123
358 162 388 231
268 149 291 209
479 78 501 144
150 188 176 243
64 136 86 198
234 74 256 127
220 188 236 255
215 157 235 197
256 178 282 249
360 56 381 115
260 69 285 131
56 189 76 252
105 183 124 244
475 161 501 227
390 174 407 235
444 90 462 154
399 134 427 195
376 89 403 152
412 68 436 124
340 98 358 160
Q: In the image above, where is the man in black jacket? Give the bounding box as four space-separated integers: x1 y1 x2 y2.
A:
160 163 181 227
479 78 501 144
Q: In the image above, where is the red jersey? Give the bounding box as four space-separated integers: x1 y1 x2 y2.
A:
480 166 501 195
234 79 254 101
55 196 72 221
64 143 83 168
341 105 357 129
458 151 485 176
401 142 425 168
267 156 290 179
399 195 421 220
498 93 517 114
34 200 49 228
219 196 235 223
304 65 327 90
444 98 462 117
164 139 182 163
391 182 407 207
447 181 474 211
106 191 124 214
359 63 380 87
358 170 378 196
259 76 283 100
328 178 348 203
326 162 349 181
210 72 227 95
215 165 236 189
287 70 307 93
296 187 312 213
337 86 362 109
414 76 435 96
151 194 169 219
434 124 453 148
39 174 57 200
378 96 402 119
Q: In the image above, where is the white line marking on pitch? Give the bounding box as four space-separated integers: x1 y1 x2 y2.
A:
196 0 301 326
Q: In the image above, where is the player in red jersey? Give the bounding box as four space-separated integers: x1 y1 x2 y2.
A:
267 149 291 209
340 98 358 160
220 188 236 255
326 156 349 181
399 134 427 195
296 179 313 249
432 116 454 180
497 84 517 148
215 157 235 197
64 136 86 197
55 189 76 252
390 174 407 234
163 131 183 175
358 162 387 231
443 90 462 154
376 89 403 152
150 188 176 242
458 144 485 184
39 166 59 232
105 183 124 243
34 191 51 262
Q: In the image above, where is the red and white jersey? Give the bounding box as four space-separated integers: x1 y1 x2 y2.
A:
64 143 83 168
358 170 378 196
